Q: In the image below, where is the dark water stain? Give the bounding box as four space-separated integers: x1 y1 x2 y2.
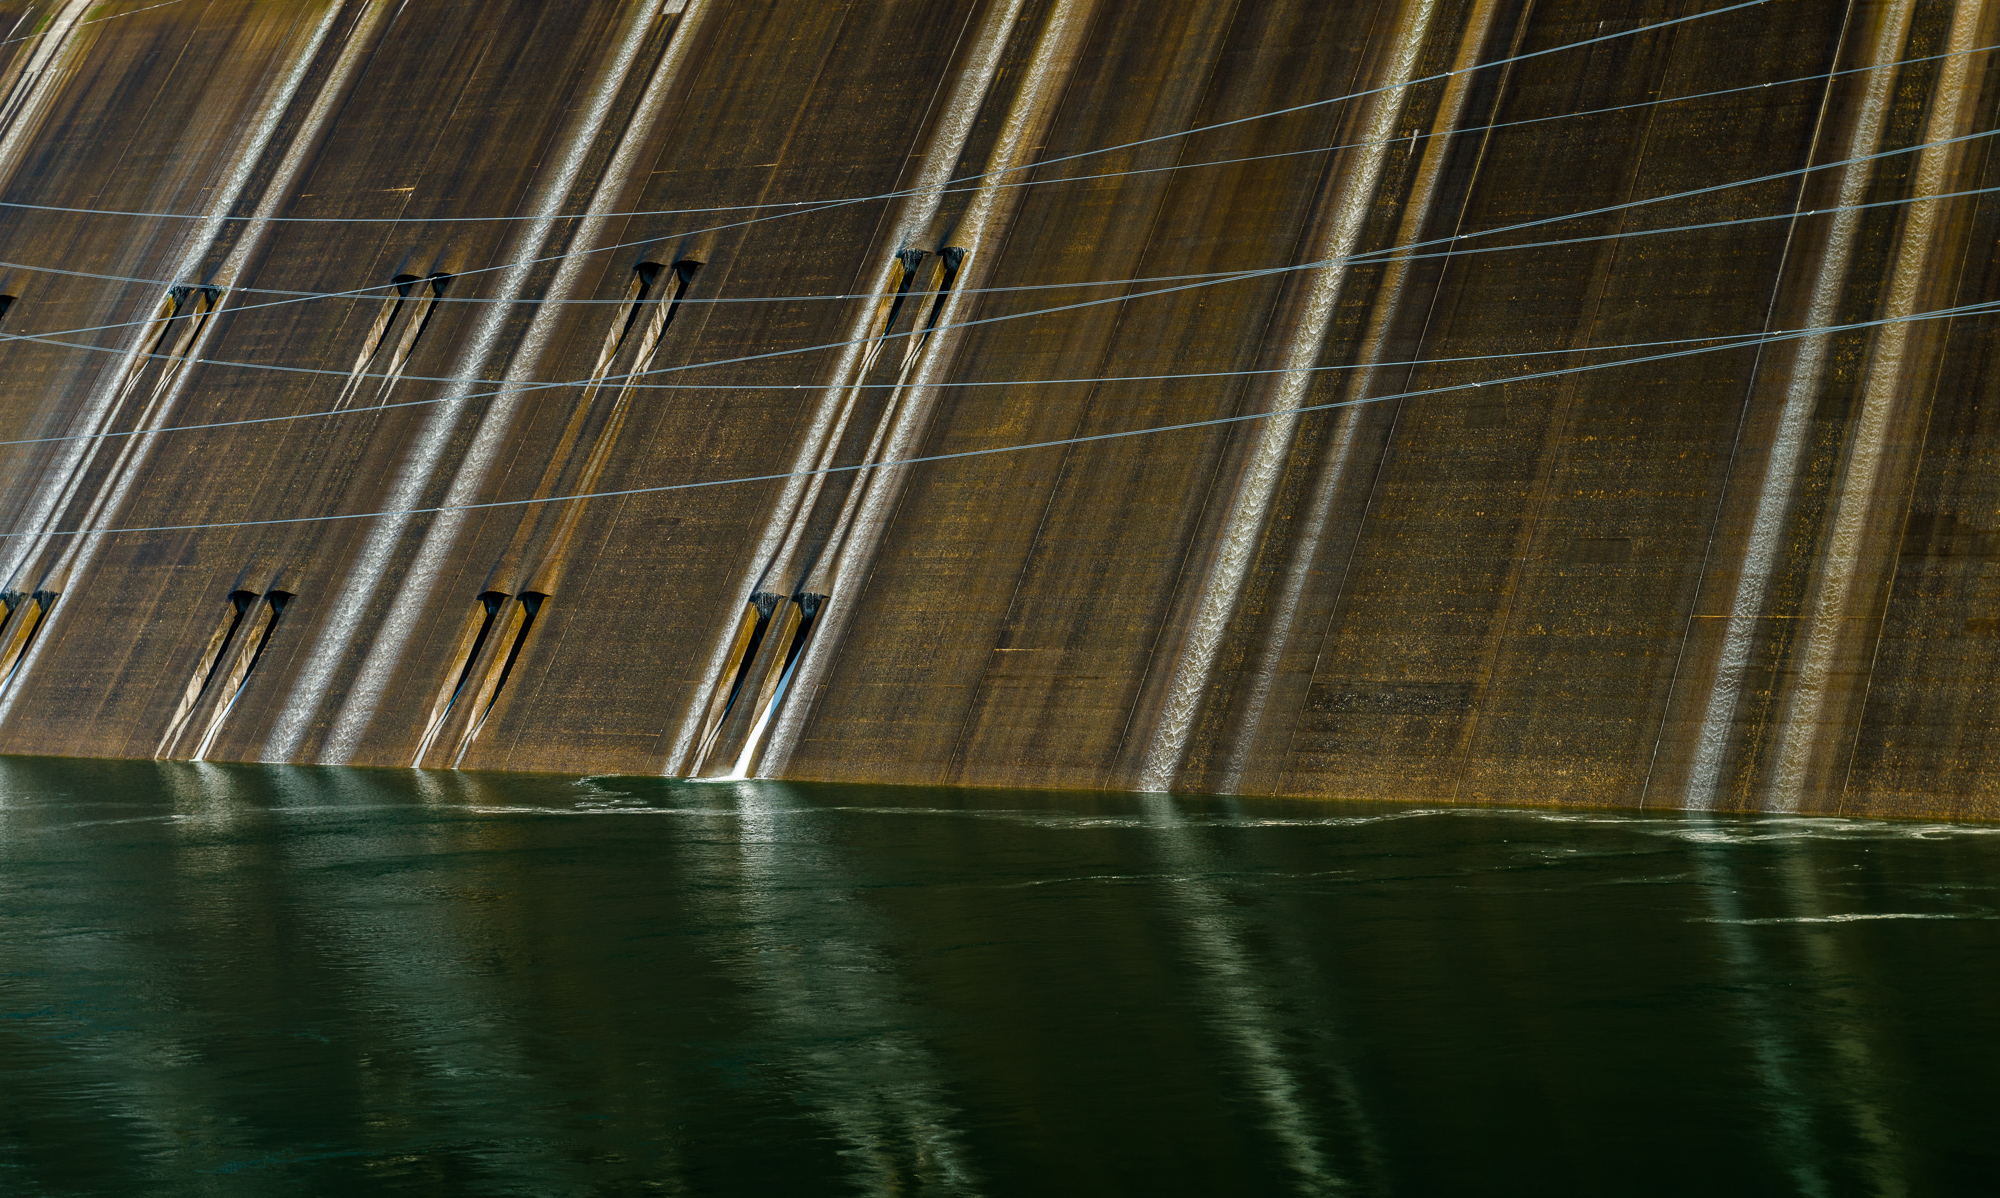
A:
0 757 1996 1195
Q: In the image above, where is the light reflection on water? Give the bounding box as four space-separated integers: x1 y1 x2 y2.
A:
1 757 1996 1195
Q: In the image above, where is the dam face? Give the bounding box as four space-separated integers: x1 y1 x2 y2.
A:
0 0 1993 817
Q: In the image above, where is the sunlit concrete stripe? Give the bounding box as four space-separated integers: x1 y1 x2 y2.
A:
0 0 94 187
0 0 363 576
0 0 163 587
754 0 1104 778
312 0 715 764
1213 0 1505 797
1681 0 1917 810
662 0 1035 774
48 0 392 560
1767 0 1990 813
1133 0 1444 794
745 0 1032 599
268 0 699 763
0 2 359 724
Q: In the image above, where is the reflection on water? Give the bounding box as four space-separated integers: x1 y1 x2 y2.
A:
1 760 1997 1195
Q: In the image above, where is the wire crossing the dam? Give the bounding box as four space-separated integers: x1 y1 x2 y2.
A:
0 132 1987 447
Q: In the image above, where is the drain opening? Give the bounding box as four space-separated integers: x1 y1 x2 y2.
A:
0 589 58 686
594 259 701 384
693 594 781 766
189 591 292 762
447 592 508 717
480 591 546 724
417 591 553 768
414 591 509 763
158 591 257 754
724 592 828 778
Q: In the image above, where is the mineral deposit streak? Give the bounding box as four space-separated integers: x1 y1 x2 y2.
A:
0 0 1989 818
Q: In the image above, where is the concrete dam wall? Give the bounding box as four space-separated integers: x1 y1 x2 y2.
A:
0 0 1993 816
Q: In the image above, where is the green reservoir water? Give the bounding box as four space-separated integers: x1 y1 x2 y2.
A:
1 759 1996 1196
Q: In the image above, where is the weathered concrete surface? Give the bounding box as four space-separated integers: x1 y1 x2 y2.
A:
0 0 1993 816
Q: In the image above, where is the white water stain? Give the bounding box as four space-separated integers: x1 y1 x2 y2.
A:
1682 0 1915 809
1139 0 1445 794
1767 0 1988 812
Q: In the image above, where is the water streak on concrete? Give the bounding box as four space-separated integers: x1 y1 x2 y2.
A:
1769 0 1989 811
1682 0 1915 810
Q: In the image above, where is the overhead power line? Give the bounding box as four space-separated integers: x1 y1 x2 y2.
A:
0 0 1780 337
0 180 1989 453
0 0 189 50
15 294 1994 541
1 34 1980 232
0 121 1988 431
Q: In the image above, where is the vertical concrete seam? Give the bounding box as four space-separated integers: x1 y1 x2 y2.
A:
1638 0 1863 810
1443 7 1687 806
1275 0 1540 801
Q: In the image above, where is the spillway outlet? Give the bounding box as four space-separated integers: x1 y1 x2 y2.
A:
416 591 510 757
186 591 292 763
616 261 669 349
157 590 259 754
690 596 778 771
0 588 58 688
416 591 551 769
166 285 222 340
900 245 966 367
892 249 928 310
588 259 697 387
696 591 830 779
481 591 547 724
926 247 967 328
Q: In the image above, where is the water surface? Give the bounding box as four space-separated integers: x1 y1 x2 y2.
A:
2 758 1996 1195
